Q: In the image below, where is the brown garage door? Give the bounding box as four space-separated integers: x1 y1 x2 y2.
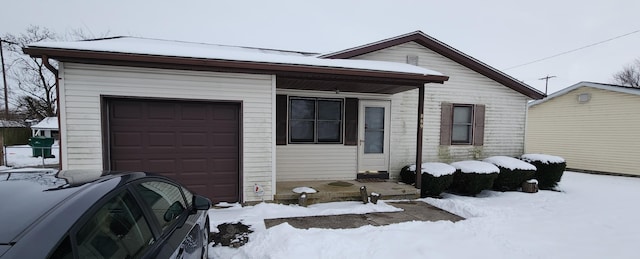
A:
107 98 240 203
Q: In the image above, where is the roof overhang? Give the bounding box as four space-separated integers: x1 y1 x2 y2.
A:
24 47 449 95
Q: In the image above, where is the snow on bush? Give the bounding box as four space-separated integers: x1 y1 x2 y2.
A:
449 161 499 196
521 154 565 164
450 161 499 174
483 156 536 191
408 162 456 177
483 156 536 171
520 154 566 190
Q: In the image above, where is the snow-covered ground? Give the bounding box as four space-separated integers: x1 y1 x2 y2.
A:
2 144 59 169
209 172 640 259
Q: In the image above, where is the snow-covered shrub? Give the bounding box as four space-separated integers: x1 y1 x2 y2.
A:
483 156 536 191
521 154 566 190
399 163 456 197
399 165 417 185
449 161 499 196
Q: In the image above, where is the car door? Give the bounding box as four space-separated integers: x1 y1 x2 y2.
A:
131 180 206 259
72 189 156 258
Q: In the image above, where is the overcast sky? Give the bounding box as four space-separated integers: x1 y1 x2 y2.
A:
2 0 639 94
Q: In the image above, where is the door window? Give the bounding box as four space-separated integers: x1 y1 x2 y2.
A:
76 191 154 258
364 107 385 153
134 181 187 231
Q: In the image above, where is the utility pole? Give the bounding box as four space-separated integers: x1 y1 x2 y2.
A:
538 75 556 95
0 38 8 166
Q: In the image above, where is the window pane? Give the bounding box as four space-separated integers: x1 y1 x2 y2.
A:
317 121 341 142
453 106 472 124
290 99 315 119
365 107 384 130
365 131 384 153
452 125 471 143
318 100 342 120
290 120 314 142
134 181 187 231
76 191 153 259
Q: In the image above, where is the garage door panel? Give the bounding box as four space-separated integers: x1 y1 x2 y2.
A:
108 98 240 203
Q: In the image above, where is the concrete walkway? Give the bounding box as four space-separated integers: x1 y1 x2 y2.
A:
264 201 464 229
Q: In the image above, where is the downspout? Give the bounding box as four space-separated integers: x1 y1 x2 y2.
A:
42 55 62 170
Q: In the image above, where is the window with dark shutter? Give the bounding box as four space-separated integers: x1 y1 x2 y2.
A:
440 102 485 146
288 97 343 144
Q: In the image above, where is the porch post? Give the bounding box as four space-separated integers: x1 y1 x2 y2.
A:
415 85 425 190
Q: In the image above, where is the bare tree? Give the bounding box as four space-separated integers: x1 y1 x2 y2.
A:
1 26 110 120
2 26 58 119
613 58 640 88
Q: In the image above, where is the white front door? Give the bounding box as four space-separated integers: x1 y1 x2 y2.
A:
357 100 391 173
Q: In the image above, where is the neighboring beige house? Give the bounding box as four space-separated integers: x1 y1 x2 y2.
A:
526 81 640 176
24 31 544 203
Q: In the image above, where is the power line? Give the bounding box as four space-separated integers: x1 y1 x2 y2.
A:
504 29 640 71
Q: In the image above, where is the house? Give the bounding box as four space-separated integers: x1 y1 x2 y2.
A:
526 81 640 176
31 117 59 139
23 31 544 203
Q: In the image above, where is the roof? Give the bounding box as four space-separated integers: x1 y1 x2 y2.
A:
31 117 58 130
320 31 545 100
528 81 640 107
23 36 449 94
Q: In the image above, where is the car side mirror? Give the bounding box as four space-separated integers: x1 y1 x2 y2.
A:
192 195 211 212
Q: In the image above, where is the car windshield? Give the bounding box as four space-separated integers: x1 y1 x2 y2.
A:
0 170 77 244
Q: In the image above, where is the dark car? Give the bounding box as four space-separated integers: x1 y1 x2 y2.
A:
0 169 211 259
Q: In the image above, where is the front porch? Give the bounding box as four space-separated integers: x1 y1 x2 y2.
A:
274 180 420 205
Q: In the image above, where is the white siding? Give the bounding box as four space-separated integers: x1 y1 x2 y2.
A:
526 86 640 176
352 42 530 178
59 63 274 202
276 145 357 181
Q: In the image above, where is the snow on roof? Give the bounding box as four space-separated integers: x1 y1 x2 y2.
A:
529 81 640 107
408 162 456 177
521 154 565 164
31 117 58 130
450 161 500 174
483 156 536 171
29 37 443 76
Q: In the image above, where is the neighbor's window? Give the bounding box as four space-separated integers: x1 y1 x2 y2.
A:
451 104 473 144
289 97 343 143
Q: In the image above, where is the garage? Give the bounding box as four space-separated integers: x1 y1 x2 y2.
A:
107 98 241 203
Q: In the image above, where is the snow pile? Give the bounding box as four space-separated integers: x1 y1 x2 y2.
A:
450 161 499 174
292 187 317 194
483 156 536 170
408 162 456 177
210 172 640 258
521 154 565 164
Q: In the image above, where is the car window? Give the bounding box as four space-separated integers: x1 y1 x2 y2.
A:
76 190 154 259
134 181 187 231
181 186 193 206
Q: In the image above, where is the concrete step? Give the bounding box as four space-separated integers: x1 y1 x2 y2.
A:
274 180 420 205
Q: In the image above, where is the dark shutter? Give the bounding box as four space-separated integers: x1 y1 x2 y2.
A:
473 104 485 146
439 102 453 145
276 95 287 145
344 98 358 146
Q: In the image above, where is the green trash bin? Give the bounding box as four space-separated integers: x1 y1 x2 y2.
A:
29 137 55 158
